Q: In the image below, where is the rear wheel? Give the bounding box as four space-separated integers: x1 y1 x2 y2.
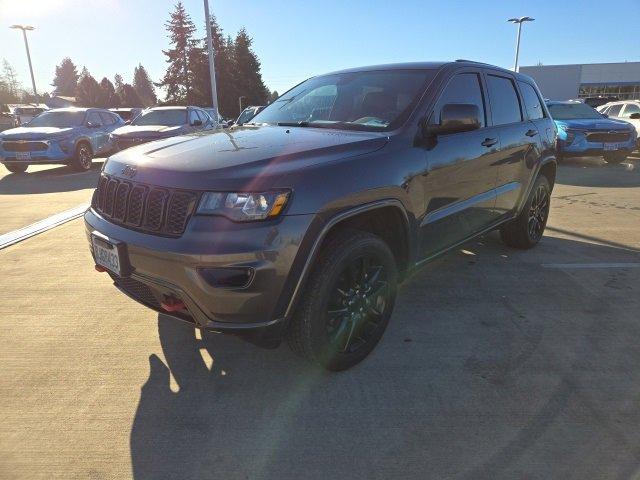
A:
287 229 398 371
500 175 551 249
603 152 627 164
4 163 28 173
71 142 93 171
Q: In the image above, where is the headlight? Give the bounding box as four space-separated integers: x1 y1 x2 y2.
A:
196 190 290 221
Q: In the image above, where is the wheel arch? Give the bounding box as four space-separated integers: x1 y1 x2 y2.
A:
74 137 94 154
279 200 412 322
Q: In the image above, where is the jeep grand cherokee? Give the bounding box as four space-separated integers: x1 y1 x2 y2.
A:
85 61 557 371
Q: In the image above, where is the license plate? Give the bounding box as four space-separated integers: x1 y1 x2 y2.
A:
92 235 122 276
15 152 30 160
604 143 618 151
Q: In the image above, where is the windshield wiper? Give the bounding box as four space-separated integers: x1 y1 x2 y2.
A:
277 121 310 127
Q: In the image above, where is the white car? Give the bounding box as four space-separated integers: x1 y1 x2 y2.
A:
598 101 640 149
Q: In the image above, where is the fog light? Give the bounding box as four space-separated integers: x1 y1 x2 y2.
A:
199 267 254 288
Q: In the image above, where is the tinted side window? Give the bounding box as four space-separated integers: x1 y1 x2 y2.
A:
621 103 640 117
433 73 486 128
519 82 544 120
607 104 623 117
486 75 522 125
99 112 116 125
87 112 103 126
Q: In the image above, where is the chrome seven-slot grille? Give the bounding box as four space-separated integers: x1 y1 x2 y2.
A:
92 174 199 236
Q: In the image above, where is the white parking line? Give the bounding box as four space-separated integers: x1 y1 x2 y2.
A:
0 204 89 250
542 262 640 269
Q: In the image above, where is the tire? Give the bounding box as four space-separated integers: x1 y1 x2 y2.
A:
286 229 398 371
71 142 93 171
500 175 551 249
603 152 627 164
4 163 28 173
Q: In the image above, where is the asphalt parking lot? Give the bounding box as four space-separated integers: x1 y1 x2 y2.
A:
1 155 639 480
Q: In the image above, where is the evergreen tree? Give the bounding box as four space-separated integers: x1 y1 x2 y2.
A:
1 59 21 99
269 90 279 102
114 73 124 91
51 57 79 96
118 83 143 107
157 2 198 104
232 28 269 112
98 77 117 108
133 64 157 106
76 68 102 107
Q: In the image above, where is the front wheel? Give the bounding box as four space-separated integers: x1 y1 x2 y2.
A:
4 163 28 173
287 229 398 371
71 142 93 171
500 175 551 249
603 152 627 164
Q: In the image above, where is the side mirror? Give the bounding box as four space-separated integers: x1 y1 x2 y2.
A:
124 119 131 125
427 103 481 137
191 119 203 127
629 113 640 120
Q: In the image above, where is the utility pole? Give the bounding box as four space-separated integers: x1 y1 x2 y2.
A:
203 0 219 124
507 17 535 72
10 25 38 101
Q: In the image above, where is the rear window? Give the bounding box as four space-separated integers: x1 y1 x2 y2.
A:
486 75 523 125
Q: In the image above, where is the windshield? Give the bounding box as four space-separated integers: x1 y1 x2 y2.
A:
548 103 603 120
16 108 44 116
251 69 436 131
237 108 258 124
132 109 186 126
27 111 85 128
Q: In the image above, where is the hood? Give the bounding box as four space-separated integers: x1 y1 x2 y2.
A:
0 126 75 140
112 125 186 137
555 118 634 131
103 125 388 191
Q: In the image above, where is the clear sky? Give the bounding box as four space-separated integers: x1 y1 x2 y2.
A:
0 0 639 99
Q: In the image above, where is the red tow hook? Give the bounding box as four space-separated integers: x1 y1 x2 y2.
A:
94 264 107 273
161 296 186 312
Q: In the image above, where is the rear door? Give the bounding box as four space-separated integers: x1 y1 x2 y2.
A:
86 111 108 154
620 103 640 138
484 71 538 217
419 70 502 258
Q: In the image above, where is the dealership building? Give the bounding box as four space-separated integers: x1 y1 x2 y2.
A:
520 61 640 101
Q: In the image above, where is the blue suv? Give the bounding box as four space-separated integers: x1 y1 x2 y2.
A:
546 101 637 164
0 107 124 173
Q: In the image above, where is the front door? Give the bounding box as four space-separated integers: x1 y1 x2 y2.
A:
419 71 502 259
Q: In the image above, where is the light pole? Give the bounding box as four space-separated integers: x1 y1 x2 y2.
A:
238 96 246 115
203 0 219 124
10 24 38 101
507 16 534 72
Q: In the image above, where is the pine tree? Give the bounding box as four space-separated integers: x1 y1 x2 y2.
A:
52 57 79 96
118 83 143 107
98 77 117 108
133 64 157 106
232 28 269 113
157 2 198 104
1 59 21 99
75 68 102 107
114 73 124 91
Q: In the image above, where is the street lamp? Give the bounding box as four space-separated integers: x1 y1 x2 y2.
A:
238 96 246 115
203 0 219 124
507 17 534 72
9 24 38 101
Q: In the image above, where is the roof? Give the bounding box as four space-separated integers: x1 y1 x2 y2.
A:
148 106 189 110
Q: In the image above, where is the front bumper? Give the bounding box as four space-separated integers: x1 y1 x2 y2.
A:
557 132 637 157
84 208 315 342
0 140 72 164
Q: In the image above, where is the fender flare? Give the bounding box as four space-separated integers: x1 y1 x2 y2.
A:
280 199 411 321
515 154 557 216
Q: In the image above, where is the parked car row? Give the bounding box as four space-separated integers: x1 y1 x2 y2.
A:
0 105 218 173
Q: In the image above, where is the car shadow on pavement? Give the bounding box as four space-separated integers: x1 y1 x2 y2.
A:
0 161 104 194
130 234 640 480
556 156 640 188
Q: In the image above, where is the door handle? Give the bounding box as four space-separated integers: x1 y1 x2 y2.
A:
525 129 538 137
481 137 498 147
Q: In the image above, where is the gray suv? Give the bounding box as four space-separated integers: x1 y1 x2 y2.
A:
86 61 557 371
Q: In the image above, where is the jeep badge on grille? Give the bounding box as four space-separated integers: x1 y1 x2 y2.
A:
121 165 137 178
